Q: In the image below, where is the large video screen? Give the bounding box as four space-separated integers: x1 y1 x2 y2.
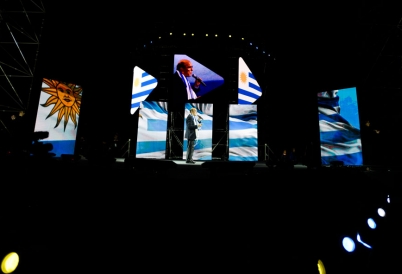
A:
182 103 213 161
33 78 82 157
135 101 168 159
228 104 258 161
318 87 362 166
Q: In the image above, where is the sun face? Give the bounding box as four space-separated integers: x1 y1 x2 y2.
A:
41 78 82 131
240 71 247 83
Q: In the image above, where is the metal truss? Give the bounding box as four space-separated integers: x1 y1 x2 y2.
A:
0 0 45 117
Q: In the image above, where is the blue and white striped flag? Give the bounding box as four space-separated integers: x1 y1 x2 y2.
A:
228 104 258 161
136 101 168 159
238 57 262 104
131 66 158 114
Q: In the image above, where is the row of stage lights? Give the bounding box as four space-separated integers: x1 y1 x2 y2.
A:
140 32 272 57
342 194 389 253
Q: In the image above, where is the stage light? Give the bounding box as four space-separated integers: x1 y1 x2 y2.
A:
205 34 208 36
183 33 186 36
357 233 372 249
191 33 194 36
367 218 376 229
1 252 19 274
317 259 326 274
342 236 356 252
229 35 231 38
241 37 244 40
387 194 390 203
215 34 217 37
377 208 385 217
169 32 172 35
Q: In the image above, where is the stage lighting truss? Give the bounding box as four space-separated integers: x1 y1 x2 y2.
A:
0 0 46 133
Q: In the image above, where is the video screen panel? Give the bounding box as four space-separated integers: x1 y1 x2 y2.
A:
33 78 82 157
318 87 362 166
135 101 168 159
228 104 258 161
182 103 213 161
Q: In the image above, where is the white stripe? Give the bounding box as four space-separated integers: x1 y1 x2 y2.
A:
320 139 362 157
238 93 256 103
229 146 258 157
136 150 166 159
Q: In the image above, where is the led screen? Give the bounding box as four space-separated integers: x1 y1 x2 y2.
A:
228 104 258 161
318 87 362 166
136 101 168 159
33 78 82 157
182 103 213 161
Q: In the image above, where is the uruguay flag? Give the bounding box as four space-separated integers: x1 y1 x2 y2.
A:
131 66 158 114
238 57 262 104
228 104 258 161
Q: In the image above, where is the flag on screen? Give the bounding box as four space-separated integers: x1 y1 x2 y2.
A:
238 57 262 104
131 66 158 114
228 104 258 161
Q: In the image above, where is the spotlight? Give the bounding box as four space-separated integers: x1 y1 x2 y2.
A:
377 207 386 217
367 218 376 229
1 252 19 274
357 233 372 249
342 236 356 252
317 259 326 274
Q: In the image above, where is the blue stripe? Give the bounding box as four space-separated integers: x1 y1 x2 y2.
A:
40 140 76 157
321 151 363 166
183 138 212 151
142 78 157 87
228 138 258 148
230 113 258 121
228 155 258 161
248 72 256 80
320 129 360 144
142 101 168 114
229 121 257 130
147 119 167 131
136 140 167 154
132 90 152 99
131 102 140 108
142 72 150 77
248 82 261 92
238 88 260 99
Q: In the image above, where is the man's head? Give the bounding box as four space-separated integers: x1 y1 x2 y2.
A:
190 108 197 116
177 59 193 77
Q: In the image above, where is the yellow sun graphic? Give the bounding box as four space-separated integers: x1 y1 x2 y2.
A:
134 77 140 87
41 78 82 131
240 71 247 83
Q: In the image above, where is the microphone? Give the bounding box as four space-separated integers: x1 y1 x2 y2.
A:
197 115 203 120
192 74 207 86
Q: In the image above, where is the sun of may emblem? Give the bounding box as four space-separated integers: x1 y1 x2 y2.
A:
240 71 247 83
41 78 82 131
